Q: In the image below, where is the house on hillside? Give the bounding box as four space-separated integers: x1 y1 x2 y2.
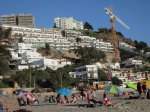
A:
69 65 98 80
69 62 120 80
9 43 72 70
125 59 142 68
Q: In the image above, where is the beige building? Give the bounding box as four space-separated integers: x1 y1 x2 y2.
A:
17 14 34 28
54 17 83 30
1 14 17 25
1 14 35 28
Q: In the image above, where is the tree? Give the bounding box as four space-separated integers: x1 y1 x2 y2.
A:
83 22 93 30
74 47 106 65
0 26 12 40
98 69 107 81
0 26 5 40
111 77 123 85
45 43 50 55
134 40 148 51
53 23 57 28
76 38 82 42
98 28 109 34
4 28 12 39
116 31 124 37
0 45 11 75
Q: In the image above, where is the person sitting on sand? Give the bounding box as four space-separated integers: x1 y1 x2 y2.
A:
63 95 69 104
70 94 77 103
56 94 63 103
103 95 112 105
44 95 49 101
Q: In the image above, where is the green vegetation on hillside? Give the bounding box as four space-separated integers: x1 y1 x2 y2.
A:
79 30 99 38
74 47 106 66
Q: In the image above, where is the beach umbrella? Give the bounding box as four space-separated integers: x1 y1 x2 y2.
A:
104 85 121 94
124 82 137 90
57 88 72 96
19 92 35 99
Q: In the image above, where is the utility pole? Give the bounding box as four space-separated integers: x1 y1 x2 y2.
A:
24 59 31 92
60 71 62 88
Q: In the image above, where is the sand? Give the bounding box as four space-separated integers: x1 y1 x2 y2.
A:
26 89 150 112
1 88 150 112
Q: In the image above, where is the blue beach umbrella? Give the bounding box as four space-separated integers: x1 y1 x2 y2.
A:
57 88 72 96
104 85 121 94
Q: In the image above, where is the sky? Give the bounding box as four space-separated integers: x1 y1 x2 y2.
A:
0 0 150 46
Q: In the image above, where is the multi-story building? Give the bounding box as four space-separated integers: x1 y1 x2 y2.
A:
118 41 136 52
69 62 120 80
1 14 35 27
69 65 98 79
17 14 34 28
1 14 17 25
10 43 71 70
54 17 83 30
90 40 113 53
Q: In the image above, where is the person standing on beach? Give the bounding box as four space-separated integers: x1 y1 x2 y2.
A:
137 82 142 99
142 82 147 99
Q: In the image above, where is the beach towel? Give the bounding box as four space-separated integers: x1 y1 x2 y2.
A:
125 101 134 104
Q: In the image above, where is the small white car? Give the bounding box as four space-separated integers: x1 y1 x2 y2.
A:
119 84 127 88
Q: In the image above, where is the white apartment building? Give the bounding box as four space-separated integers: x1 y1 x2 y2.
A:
95 62 120 69
10 43 44 70
69 65 98 79
22 37 71 50
125 59 142 67
10 43 71 70
105 70 145 83
2 25 62 41
90 40 113 52
69 62 120 80
54 17 83 30
118 41 136 52
145 52 150 57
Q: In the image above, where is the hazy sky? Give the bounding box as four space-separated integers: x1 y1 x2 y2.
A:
0 0 150 46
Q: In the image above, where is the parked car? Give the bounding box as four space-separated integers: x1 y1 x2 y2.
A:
13 89 25 95
119 84 126 88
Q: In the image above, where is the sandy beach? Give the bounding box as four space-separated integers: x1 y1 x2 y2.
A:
0 88 150 112
22 88 150 112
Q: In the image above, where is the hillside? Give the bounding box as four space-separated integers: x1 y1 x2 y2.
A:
37 48 79 60
79 29 135 46
36 30 140 63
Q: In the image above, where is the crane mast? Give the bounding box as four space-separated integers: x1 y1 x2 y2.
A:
110 5 120 63
104 5 130 63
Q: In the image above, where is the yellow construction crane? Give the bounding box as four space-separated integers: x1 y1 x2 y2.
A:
104 5 130 62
